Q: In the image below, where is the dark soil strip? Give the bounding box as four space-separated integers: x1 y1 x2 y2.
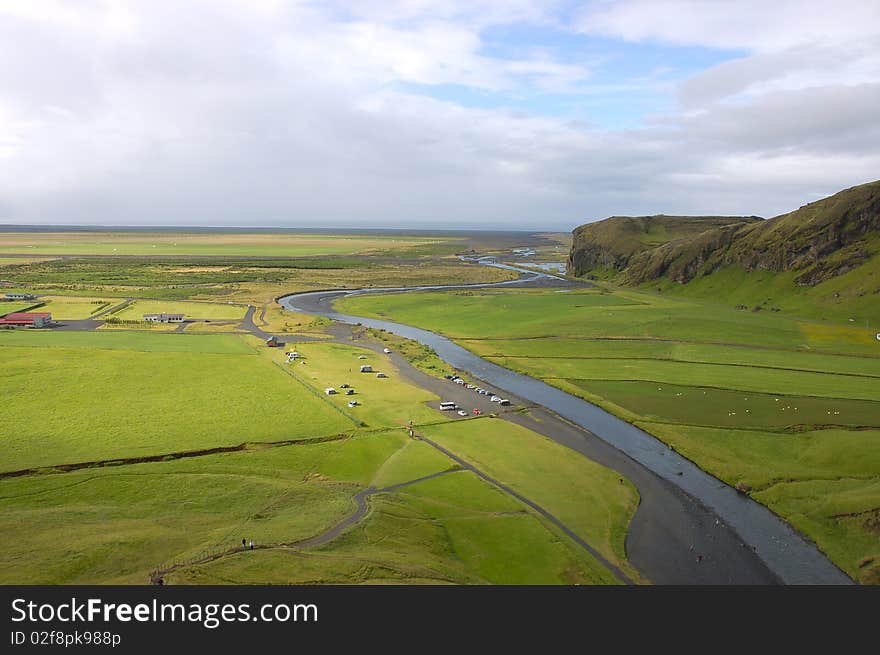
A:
0 433 352 481
91 298 133 318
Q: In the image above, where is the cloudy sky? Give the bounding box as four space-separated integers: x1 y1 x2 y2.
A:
1 1 878 230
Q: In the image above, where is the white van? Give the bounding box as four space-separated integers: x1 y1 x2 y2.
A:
439 402 457 411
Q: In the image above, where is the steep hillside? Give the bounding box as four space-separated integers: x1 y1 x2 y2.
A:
569 181 880 318
568 215 760 276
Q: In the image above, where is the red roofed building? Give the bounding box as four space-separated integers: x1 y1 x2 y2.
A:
0 312 52 328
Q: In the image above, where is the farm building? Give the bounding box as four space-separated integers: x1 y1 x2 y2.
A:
143 313 184 323
376 372 387 378
325 388 337 395
359 364 373 373
0 312 52 328
4 292 37 301
265 336 282 347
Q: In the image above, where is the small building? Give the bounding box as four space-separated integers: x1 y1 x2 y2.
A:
265 335 282 347
348 400 358 407
345 389 355 395
143 313 184 323
325 388 337 395
286 351 300 359
4 292 37 301
359 365 373 373
376 372 387 378
0 312 52 328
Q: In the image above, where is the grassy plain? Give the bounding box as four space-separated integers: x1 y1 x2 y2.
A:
113 299 247 321
419 420 640 581
38 295 116 319
0 258 515 304
0 302 41 316
340 287 879 354
0 420 624 585
262 340 446 429
339 286 880 582
0 231 453 257
0 230 633 585
0 331 354 471
169 468 620 585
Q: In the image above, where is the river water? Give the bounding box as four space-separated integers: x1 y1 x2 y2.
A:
278 272 851 585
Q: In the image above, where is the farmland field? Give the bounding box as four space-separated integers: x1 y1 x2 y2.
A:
113 299 248 321
0 302 41 316
0 231 457 257
0 331 354 470
338 286 880 583
38 295 117 319
265 341 447 429
0 417 630 584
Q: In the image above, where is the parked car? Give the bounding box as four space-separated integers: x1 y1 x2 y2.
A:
456 410 468 417
465 384 476 390
472 408 482 415
383 348 392 354
490 396 502 403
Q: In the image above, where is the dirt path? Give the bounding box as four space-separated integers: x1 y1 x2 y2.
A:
150 468 460 583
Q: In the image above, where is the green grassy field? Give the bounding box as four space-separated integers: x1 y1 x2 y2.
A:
339 286 880 583
0 232 454 257
169 471 619 585
113 299 248 321
262 340 449 429
0 419 628 585
1 326 635 584
0 302 41 316
0 331 354 471
419 420 641 581
38 295 117 319
0 330 254 353
647 253 880 323
341 287 879 354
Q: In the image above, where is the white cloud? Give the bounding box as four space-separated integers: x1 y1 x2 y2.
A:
0 1 877 229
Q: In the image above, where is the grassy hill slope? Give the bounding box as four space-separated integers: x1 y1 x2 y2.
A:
569 180 880 320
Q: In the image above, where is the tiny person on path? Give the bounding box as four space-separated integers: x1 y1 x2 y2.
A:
249 540 254 550
242 538 246 548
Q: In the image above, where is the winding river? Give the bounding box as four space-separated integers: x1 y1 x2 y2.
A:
278 267 852 585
